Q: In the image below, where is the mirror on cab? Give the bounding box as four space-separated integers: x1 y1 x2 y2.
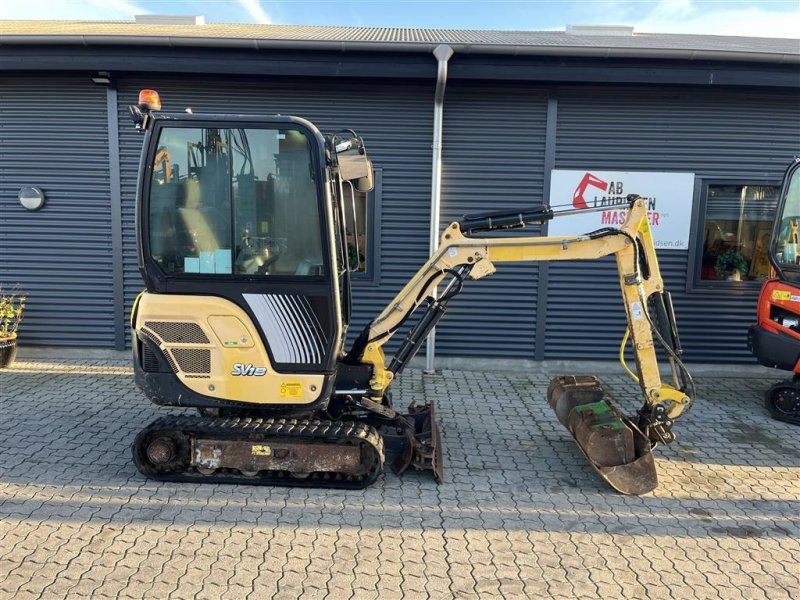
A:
334 132 374 193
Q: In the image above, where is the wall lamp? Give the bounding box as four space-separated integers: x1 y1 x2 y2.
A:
91 71 112 85
19 187 46 211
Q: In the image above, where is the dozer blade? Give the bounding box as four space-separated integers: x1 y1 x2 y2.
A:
390 401 444 483
548 375 658 496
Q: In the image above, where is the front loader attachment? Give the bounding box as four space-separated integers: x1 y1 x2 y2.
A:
548 375 658 495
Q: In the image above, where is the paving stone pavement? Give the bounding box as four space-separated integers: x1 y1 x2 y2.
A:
0 358 799 599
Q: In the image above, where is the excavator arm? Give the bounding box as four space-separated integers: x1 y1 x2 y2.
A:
350 196 694 494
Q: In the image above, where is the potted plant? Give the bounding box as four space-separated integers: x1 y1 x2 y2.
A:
714 250 750 281
0 288 26 368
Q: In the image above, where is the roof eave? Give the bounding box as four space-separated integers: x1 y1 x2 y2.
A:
0 34 797 64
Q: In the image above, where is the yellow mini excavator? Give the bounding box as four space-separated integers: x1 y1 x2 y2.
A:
129 90 694 495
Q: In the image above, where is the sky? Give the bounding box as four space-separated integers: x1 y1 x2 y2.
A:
0 0 799 38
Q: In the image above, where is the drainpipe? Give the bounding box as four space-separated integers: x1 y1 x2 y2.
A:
424 43 454 374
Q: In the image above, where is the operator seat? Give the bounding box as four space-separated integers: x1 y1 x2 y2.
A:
176 178 227 254
149 185 179 266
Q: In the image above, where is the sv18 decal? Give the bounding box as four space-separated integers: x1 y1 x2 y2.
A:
232 363 267 376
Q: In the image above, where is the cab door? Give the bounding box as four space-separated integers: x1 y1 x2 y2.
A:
770 158 800 283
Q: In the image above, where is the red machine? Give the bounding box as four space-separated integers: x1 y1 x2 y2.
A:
748 158 800 425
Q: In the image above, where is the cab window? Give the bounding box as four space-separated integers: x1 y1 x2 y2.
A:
148 126 324 276
773 166 800 268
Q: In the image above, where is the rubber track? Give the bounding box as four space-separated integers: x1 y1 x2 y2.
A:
133 414 385 489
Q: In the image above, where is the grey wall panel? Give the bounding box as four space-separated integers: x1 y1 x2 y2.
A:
0 77 114 346
438 83 548 357
548 86 800 362
116 77 433 351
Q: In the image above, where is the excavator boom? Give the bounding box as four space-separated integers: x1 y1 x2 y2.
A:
352 195 694 494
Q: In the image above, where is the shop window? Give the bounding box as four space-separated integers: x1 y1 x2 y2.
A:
342 169 381 282
695 181 779 285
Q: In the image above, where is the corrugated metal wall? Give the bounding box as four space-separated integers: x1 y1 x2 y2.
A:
438 83 548 357
116 77 434 350
547 86 800 361
116 78 550 358
5 73 798 363
0 77 114 346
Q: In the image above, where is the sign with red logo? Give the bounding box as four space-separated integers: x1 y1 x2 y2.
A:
548 170 695 250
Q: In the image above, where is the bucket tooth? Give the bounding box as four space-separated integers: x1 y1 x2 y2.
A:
548 375 658 496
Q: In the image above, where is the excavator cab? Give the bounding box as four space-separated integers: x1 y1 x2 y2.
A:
133 103 362 409
749 158 800 425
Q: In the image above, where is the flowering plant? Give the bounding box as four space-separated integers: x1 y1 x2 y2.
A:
0 288 26 339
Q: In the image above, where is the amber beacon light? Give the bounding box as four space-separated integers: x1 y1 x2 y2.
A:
138 89 162 111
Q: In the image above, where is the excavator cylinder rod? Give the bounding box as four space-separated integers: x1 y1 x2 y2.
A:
548 375 658 495
459 205 554 233
133 415 385 489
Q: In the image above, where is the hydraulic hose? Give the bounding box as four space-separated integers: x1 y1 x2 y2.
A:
619 328 639 383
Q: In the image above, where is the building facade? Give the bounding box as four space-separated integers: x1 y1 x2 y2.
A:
1 21 799 362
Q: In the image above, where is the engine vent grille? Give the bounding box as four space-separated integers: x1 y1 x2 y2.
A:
139 328 159 346
144 321 210 344
142 344 161 373
139 328 179 373
170 348 211 374
164 350 179 373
